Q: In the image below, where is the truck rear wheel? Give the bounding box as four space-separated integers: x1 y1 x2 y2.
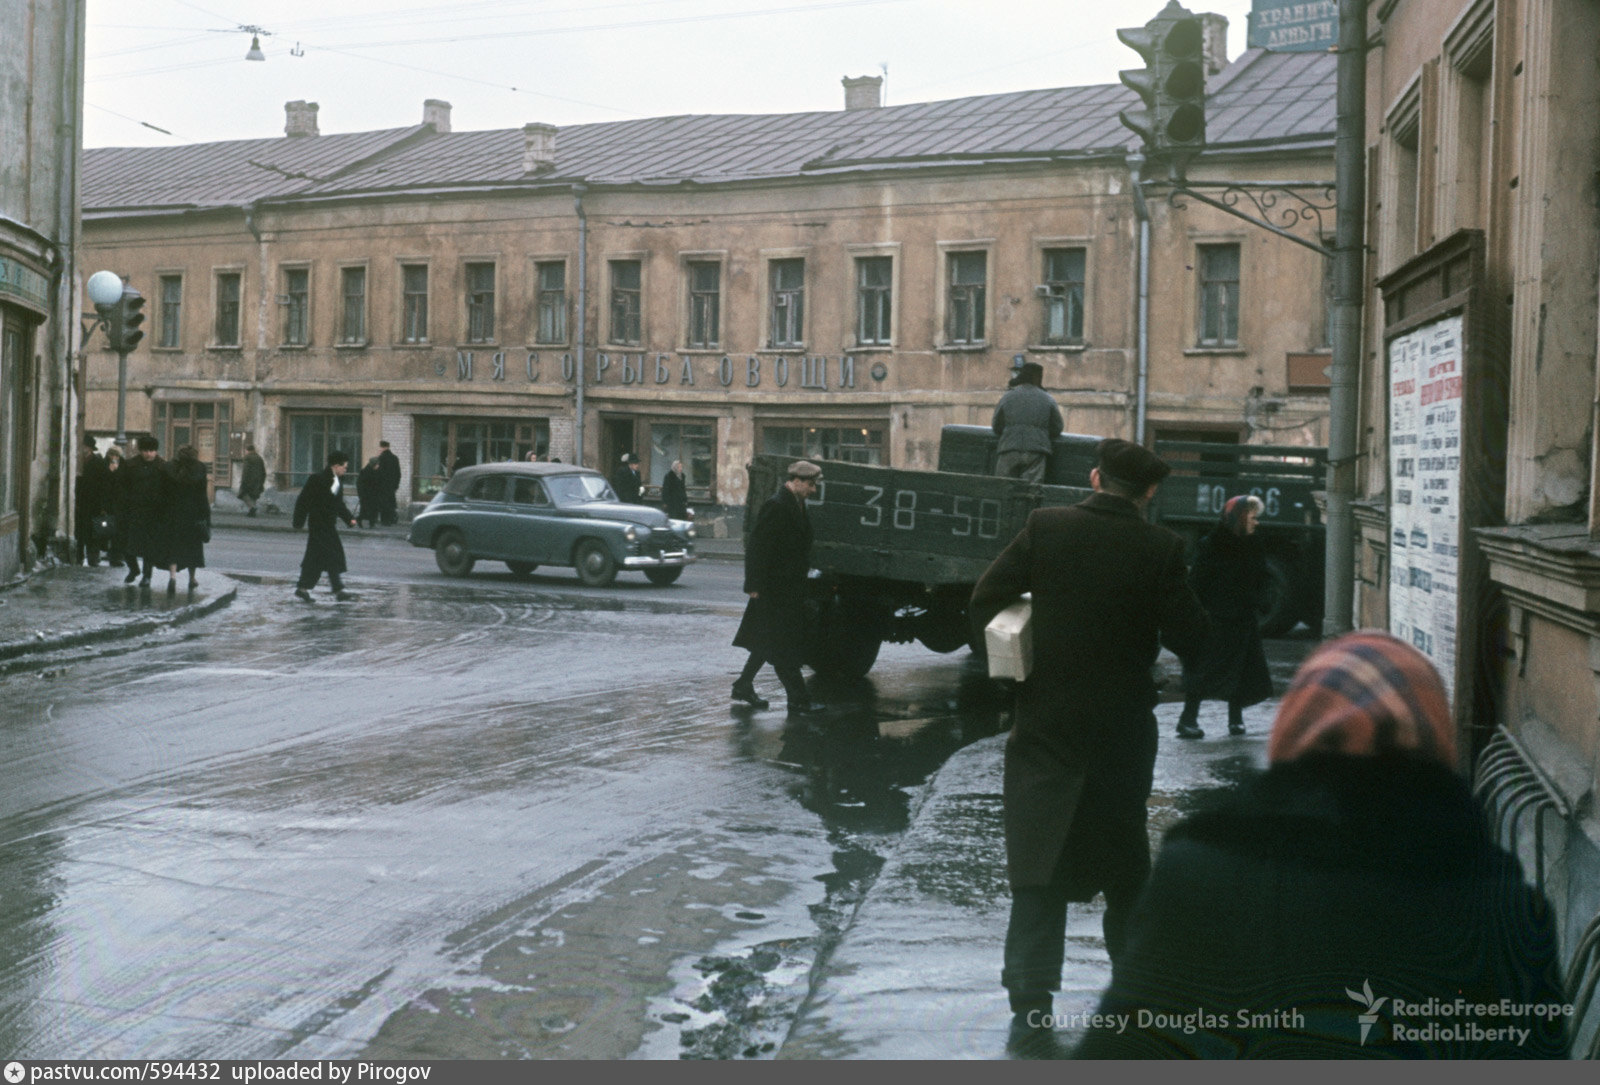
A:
808 597 882 679
1256 554 1297 638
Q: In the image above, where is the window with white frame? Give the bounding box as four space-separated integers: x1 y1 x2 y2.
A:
768 258 804 348
687 260 720 349
946 250 986 344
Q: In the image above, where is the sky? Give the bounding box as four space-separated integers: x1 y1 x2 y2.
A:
84 0 1261 148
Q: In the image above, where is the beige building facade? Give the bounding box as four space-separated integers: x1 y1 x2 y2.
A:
1351 0 1600 977
81 44 1336 531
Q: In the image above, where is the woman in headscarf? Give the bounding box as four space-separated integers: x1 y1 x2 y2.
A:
1177 494 1272 739
1075 632 1569 1058
164 444 211 593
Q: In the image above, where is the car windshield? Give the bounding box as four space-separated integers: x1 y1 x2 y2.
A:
545 473 617 505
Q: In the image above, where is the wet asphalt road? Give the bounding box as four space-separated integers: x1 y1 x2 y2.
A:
0 560 1010 1060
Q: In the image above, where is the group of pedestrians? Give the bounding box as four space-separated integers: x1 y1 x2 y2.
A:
74 433 211 593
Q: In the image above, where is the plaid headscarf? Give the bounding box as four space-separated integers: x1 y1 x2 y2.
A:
1220 494 1263 538
1267 631 1455 768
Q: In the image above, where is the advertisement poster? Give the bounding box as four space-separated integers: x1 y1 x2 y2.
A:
1388 314 1463 694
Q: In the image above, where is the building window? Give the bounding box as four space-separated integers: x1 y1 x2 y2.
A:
649 421 715 500
286 411 362 488
761 424 885 465
1386 110 1421 269
536 261 567 344
946 251 986 345
214 271 241 347
1197 243 1241 347
768 258 804 348
402 264 429 343
415 417 547 498
856 256 892 346
282 268 309 346
154 399 232 485
157 275 182 349
465 262 495 344
0 322 27 515
687 261 720 349
340 266 367 344
1040 248 1085 345
609 259 641 346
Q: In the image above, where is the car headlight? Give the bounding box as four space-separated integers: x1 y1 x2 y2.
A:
624 524 638 543
686 525 696 539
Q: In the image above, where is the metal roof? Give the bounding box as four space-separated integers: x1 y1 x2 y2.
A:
83 48 1333 213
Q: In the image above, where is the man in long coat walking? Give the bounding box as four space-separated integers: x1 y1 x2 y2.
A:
293 450 358 602
376 440 402 525
119 434 168 586
970 438 1209 1045
732 459 824 716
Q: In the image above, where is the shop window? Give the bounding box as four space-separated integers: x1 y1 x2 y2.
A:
158 275 183 349
282 267 309 346
414 417 548 498
648 422 715 500
286 411 362 488
154 399 232 486
761 424 885 465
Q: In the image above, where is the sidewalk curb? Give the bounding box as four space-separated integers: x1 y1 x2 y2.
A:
0 582 239 662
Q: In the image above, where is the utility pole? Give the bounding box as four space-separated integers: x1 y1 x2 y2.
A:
1323 0 1367 636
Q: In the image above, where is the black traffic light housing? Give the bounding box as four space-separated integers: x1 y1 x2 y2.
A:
1117 1 1207 166
110 286 146 353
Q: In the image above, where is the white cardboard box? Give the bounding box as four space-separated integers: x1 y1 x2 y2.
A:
984 596 1033 680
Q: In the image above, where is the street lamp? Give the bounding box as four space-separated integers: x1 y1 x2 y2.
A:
87 270 132 443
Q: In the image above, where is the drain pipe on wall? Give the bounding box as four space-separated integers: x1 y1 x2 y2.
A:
1127 153 1151 445
572 184 588 468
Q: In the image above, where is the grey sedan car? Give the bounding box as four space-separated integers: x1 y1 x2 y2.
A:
408 463 696 586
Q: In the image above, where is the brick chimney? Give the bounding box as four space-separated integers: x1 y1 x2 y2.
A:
284 100 319 138
842 75 883 111
1200 13 1229 76
522 122 557 173
423 99 452 133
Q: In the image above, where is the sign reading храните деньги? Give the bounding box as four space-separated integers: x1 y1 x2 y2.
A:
1248 0 1338 53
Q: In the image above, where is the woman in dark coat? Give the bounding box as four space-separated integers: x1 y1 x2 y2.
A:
104 448 125 568
661 459 690 520
1177 494 1272 738
1075 632 1569 1059
164 445 211 592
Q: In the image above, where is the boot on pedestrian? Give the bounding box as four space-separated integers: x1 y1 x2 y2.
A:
731 680 769 709
1228 702 1246 736
1176 695 1203 740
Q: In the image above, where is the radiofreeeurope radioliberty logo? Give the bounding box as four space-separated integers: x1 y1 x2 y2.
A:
1345 979 1387 1045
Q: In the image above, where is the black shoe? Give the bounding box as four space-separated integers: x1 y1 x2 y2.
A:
1176 721 1204 740
138 575 152 587
294 588 314 602
334 591 357 602
731 681 769 709
787 701 825 717
1228 716 1246 736
1007 1016 1066 1060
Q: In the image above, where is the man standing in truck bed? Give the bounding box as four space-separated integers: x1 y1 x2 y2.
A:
991 362 1062 483
970 438 1209 1053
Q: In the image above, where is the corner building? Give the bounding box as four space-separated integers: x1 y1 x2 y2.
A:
80 42 1335 530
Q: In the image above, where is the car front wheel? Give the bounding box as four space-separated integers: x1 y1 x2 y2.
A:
434 529 476 577
573 539 617 587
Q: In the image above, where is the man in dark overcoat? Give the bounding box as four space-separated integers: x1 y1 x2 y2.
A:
732 460 824 716
74 434 111 566
118 434 169 586
293 450 358 602
376 440 402 525
612 452 643 504
970 438 1209 1042
238 444 266 518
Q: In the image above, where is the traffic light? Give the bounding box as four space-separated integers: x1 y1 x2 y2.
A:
111 287 146 353
1117 1 1207 162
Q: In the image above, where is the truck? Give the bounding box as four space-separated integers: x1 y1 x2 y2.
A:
745 426 1326 679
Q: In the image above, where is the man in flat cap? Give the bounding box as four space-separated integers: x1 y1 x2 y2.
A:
732 460 825 716
992 362 1063 483
970 436 1209 1055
